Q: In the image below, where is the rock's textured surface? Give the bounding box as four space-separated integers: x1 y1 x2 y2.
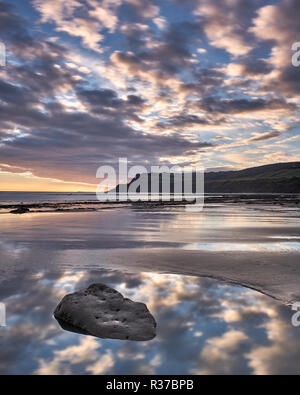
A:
54 283 157 341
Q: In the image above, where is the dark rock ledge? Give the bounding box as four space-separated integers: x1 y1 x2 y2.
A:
10 206 30 214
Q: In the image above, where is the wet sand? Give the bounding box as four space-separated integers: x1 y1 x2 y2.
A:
1 199 300 374
0 200 300 303
1 269 299 375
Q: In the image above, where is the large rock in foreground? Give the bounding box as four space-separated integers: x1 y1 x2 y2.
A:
54 283 157 341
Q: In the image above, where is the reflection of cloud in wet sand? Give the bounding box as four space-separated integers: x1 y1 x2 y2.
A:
1 269 300 375
1 205 300 304
36 338 114 375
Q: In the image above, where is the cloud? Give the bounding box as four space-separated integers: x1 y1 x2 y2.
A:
124 0 159 19
32 0 121 52
0 0 299 188
36 337 107 375
251 0 300 95
249 131 282 143
193 0 257 57
32 0 162 52
196 330 249 375
227 58 273 78
198 97 296 115
109 20 203 85
0 2 218 186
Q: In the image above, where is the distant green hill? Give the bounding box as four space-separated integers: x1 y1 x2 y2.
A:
205 162 300 193
114 162 300 195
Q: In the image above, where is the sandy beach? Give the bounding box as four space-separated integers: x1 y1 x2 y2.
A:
1 195 300 303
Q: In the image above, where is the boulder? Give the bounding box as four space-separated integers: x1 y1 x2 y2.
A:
54 283 157 341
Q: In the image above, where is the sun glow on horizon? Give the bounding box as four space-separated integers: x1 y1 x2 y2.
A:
0 171 97 192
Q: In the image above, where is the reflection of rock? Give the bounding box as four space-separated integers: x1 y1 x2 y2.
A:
10 206 30 214
54 283 157 341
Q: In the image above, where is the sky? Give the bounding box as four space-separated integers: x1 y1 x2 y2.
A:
0 0 299 191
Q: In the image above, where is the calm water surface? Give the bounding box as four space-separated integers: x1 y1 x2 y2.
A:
1 204 300 374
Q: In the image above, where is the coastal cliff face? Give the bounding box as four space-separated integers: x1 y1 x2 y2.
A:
115 162 300 194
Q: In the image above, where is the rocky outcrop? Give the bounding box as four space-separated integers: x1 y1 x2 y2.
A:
10 206 30 214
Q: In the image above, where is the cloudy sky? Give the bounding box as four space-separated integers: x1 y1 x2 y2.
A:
0 0 299 191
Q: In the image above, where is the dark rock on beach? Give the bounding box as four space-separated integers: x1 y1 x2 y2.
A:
54 283 157 341
10 206 30 214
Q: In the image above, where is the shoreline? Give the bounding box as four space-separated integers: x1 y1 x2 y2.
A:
1 193 300 214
